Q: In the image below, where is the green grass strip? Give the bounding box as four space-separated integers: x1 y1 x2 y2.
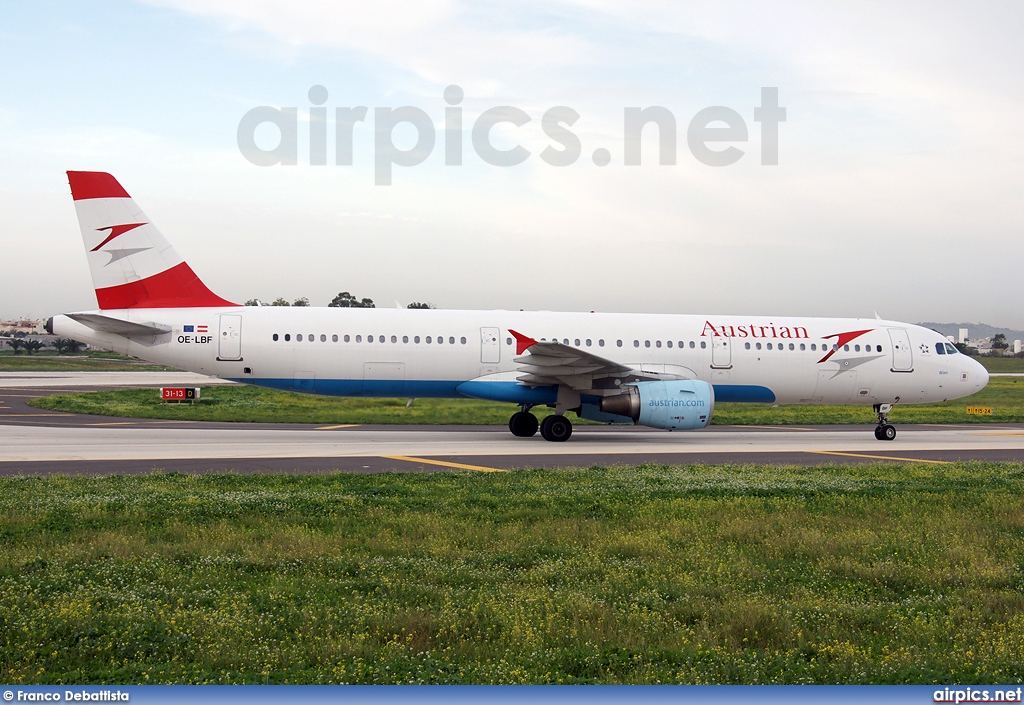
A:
0 463 1022 684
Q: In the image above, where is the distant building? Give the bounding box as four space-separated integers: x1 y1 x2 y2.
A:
946 335 955 343
1015 340 1023 355
958 328 969 344
0 318 44 335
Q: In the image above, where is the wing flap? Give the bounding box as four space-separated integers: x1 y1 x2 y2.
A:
509 328 699 394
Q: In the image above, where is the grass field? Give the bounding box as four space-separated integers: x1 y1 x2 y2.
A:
977 357 1024 373
29 376 1024 425
0 463 1022 684
0 352 173 372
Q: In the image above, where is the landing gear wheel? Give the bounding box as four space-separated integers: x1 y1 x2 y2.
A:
873 403 897 441
509 411 539 437
540 414 573 442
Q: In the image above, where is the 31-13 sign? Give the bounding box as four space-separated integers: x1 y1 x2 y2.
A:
160 387 201 401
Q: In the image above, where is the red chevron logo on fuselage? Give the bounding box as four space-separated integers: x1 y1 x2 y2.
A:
817 329 874 363
91 222 147 252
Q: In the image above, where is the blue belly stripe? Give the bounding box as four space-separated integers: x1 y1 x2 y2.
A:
231 378 775 404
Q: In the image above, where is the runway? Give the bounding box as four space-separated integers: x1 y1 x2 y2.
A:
2 372 1022 475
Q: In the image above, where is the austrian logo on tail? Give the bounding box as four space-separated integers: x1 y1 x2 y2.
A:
91 222 147 251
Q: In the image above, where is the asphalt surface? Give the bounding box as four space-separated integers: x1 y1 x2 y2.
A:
2 372 1022 475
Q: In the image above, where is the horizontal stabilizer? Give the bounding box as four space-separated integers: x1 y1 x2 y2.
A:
67 313 171 337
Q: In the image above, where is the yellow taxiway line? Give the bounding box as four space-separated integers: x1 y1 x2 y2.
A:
316 424 360 430
807 450 951 465
384 455 506 473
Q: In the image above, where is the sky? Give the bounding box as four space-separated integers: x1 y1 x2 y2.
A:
1 1 1022 326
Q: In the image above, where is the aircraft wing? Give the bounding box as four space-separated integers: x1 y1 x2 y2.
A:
509 329 692 396
67 313 172 338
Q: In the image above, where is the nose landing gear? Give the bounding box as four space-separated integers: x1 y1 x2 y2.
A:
874 402 897 441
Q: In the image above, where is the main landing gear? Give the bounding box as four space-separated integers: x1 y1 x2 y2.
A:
874 403 897 441
509 407 539 437
508 406 573 442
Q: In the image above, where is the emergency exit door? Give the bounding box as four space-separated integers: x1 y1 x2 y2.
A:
480 327 500 364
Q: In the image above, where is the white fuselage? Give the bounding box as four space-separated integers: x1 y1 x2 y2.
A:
54 307 989 408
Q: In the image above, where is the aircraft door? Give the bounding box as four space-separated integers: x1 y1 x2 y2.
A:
711 335 732 369
218 314 242 360
888 328 913 371
481 327 500 363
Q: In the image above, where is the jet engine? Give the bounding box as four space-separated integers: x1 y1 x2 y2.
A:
592 379 714 430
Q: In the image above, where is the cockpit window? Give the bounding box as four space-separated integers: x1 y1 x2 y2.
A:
935 342 946 355
945 343 958 354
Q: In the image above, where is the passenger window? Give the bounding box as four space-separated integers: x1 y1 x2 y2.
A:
832 344 838 351
633 340 640 348
666 341 672 348
617 340 623 347
799 343 805 351
506 337 512 345
344 334 350 343
655 341 662 348
297 334 303 342
767 343 773 350
700 341 707 349
744 342 751 350
390 335 396 343
843 344 849 351
789 343 795 350
460 337 467 344
586 339 592 347
308 334 313 342
854 344 859 352
756 342 762 350
878 345 883 353
272 333 279 341
332 334 338 342
402 335 408 343
689 341 695 349
645 340 651 348
599 339 605 347
321 334 327 342
355 335 362 342
285 334 291 342
415 336 421 343
575 338 581 346
810 343 816 351
449 336 455 344
563 338 569 345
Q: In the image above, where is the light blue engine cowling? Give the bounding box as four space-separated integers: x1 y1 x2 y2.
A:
589 379 715 430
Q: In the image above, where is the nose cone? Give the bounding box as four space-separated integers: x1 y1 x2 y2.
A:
971 357 989 391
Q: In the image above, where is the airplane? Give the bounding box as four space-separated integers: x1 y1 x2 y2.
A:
49 171 989 442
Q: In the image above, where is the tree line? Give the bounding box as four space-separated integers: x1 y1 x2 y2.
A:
2 337 85 355
244 292 434 309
